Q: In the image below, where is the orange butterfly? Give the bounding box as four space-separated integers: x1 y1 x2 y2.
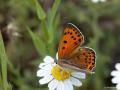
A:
57 23 96 74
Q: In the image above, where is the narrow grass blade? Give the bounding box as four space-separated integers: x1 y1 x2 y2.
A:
0 32 9 90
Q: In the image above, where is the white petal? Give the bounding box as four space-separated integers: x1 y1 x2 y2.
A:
41 64 53 71
39 63 46 68
71 72 86 79
64 79 73 90
39 75 53 85
44 56 54 63
56 52 58 60
111 77 120 84
116 83 120 90
48 79 58 90
37 69 51 77
115 63 120 71
57 81 64 90
70 77 82 87
111 71 120 77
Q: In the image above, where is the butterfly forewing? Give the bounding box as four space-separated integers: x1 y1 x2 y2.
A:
58 23 84 59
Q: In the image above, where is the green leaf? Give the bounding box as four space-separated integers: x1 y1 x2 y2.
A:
41 20 49 40
0 32 9 90
35 0 46 20
47 0 61 38
27 27 47 58
48 0 61 26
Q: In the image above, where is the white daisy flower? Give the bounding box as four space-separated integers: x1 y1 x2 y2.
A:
91 0 106 3
111 63 120 90
37 55 86 90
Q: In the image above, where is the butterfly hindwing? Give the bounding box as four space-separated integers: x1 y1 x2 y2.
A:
58 23 84 59
66 47 96 73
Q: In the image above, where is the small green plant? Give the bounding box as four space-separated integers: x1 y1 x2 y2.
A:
28 0 61 58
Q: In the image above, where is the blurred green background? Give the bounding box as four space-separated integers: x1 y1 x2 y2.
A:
0 0 120 90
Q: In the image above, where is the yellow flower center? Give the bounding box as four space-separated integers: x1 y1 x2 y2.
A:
51 65 70 80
